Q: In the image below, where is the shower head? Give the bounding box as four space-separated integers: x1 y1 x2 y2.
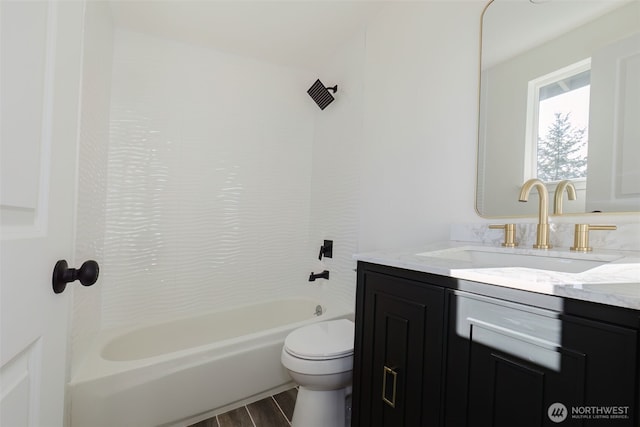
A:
307 79 337 110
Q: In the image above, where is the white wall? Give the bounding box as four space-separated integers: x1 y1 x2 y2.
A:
358 2 482 250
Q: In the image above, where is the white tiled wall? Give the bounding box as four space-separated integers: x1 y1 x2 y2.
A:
72 0 113 377
100 29 318 329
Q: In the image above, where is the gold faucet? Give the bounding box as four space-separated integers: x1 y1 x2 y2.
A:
519 179 551 249
553 180 577 215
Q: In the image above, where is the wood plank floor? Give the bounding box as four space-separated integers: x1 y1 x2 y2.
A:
188 388 297 427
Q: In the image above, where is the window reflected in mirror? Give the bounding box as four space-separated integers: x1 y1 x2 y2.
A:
527 60 590 183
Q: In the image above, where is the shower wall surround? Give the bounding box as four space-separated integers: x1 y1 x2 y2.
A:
101 29 317 329
72 21 368 375
72 0 113 377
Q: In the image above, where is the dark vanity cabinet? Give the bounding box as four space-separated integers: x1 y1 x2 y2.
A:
352 262 640 427
445 292 638 427
352 265 445 427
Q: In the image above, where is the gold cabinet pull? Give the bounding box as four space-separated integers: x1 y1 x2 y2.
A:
382 365 397 408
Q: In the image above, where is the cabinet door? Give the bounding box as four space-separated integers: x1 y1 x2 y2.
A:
561 314 638 426
353 269 444 427
445 291 638 427
465 332 586 427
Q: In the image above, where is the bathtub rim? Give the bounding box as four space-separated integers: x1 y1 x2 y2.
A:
69 297 354 386
101 296 334 362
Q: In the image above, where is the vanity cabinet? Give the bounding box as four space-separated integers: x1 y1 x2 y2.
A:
352 262 640 427
352 265 445 427
445 292 638 427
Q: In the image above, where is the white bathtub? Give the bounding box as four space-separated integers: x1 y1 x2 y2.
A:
69 297 353 427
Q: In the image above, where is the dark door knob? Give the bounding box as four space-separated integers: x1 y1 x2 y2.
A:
52 260 99 294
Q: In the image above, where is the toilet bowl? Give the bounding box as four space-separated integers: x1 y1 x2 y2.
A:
281 318 354 427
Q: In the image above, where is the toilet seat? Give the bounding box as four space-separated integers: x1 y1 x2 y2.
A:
284 319 354 360
281 348 353 375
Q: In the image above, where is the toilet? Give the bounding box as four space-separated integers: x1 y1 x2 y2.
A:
281 318 355 427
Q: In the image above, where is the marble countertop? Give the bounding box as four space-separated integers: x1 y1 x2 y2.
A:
354 241 640 310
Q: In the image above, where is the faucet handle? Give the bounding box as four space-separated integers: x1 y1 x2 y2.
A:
489 224 518 247
571 224 617 252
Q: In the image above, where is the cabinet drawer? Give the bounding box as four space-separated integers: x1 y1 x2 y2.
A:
453 290 562 370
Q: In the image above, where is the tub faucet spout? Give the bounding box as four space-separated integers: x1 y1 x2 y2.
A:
309 270 329 282
519 178 551 249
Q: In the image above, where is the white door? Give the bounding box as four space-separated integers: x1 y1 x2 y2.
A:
1 1 85 426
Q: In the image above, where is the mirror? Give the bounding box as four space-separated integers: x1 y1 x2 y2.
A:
477 0 640 217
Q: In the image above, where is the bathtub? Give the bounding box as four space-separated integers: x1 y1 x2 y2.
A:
69 297 353 427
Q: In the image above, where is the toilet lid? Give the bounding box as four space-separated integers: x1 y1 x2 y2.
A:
284 319 354 360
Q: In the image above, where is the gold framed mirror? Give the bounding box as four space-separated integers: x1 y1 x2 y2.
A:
476 0 640 218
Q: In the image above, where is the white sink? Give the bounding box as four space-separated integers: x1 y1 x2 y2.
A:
416 247 621 274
